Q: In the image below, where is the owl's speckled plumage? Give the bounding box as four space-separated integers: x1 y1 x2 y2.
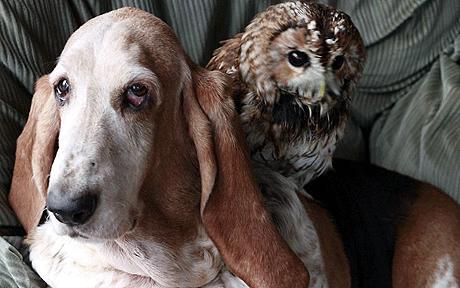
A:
207 1 365 187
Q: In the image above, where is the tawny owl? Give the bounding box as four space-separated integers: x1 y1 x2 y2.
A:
207 1 365 188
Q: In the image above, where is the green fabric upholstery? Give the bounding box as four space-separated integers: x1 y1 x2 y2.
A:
0 237 46 288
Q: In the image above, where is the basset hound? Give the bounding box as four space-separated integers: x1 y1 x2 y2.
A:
8 8 308 288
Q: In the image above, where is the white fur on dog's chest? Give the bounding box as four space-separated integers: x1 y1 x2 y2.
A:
28 223 246 288
29 224 138 288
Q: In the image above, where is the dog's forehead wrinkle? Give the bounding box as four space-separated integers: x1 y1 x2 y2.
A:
61 10 185 99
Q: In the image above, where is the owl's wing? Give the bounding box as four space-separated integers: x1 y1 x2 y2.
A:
207 33 242 74
207 33 249 110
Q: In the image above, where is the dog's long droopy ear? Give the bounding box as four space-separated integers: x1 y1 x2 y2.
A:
184 66 309 287
9 76 59 233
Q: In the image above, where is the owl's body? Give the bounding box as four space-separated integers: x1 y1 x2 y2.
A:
207 1 365 188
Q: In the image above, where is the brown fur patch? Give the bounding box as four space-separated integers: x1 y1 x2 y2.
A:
393 184 460 287
301 195 351 287
9 76 59 232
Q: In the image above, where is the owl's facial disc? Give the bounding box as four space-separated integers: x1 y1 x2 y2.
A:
269 27 346 119
267 24 361 138
234 2 365 141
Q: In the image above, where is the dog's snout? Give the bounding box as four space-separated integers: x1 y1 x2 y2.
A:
47 193 98 226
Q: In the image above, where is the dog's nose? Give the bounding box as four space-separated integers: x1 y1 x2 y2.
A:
47 194 98 226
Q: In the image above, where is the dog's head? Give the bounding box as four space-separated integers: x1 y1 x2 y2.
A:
10 8 308 287
29 8 189 239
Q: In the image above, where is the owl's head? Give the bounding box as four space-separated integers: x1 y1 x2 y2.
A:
239 1 365 138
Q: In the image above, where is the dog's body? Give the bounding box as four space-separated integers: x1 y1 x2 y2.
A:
7 7 460 288
307 159 460 288
253 158 460 288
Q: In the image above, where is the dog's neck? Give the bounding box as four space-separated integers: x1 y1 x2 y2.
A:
103 227 222 287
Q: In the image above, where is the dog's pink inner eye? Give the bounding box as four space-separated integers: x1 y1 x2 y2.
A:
127 93 145 107
126 84 148 108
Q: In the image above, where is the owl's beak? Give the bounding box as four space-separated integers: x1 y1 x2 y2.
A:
319 78 340 99
317 78 341 116
326 78 340 98
318 80 327 98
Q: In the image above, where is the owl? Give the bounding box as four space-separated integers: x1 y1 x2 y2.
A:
207 1 365 188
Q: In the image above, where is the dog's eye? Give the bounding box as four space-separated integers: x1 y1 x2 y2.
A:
125 83 148 110
55 79 70 105
288 51 310 67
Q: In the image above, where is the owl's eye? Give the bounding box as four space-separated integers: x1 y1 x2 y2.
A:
55 79 70 105
331 55 345 70
288 51 310 67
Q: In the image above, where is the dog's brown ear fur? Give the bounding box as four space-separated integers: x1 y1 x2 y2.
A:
184 65 309 287
9 76 59 233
